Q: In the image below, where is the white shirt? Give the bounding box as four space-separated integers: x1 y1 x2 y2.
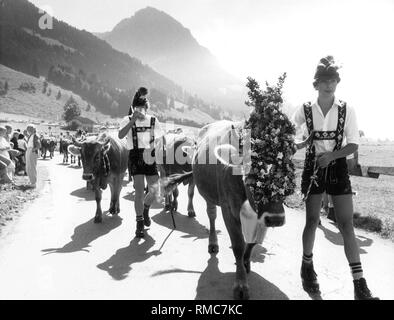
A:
119 114 164 150
0 136 11 158
292 97 359 154
17 139 27 151
27 133 37 148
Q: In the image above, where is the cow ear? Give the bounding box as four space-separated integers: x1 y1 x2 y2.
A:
68 145 81 156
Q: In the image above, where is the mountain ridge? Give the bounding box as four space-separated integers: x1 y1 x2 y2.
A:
97 6 246 113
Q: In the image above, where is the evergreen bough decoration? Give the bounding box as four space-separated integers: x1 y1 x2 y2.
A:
243 73 297 205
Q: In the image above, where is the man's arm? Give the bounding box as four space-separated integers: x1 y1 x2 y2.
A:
317 143 358 168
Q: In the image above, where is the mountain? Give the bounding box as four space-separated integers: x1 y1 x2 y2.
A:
96 7 246 113
0 0 224 124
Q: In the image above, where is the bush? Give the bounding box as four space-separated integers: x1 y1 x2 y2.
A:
18 82 36 93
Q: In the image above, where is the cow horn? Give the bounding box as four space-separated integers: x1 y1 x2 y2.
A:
72 137 82 147
214 144 244 168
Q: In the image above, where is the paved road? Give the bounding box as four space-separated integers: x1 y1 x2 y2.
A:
0 154 393 300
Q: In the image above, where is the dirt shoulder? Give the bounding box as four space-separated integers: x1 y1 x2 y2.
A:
0 159 49 235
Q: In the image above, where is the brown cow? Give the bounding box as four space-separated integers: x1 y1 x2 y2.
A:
164 120 290 299
69 134 129 223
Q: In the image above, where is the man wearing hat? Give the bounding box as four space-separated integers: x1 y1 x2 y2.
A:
292 56 378 300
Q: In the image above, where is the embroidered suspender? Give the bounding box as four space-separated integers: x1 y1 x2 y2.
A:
150 117 156 146
334 101 346 151
302 100 347 171
131 116 156 149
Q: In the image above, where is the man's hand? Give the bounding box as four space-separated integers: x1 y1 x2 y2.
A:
317 152 335 168
295 130 315 150
132 110 145 121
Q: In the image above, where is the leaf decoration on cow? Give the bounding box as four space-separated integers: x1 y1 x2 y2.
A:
243 73 297 205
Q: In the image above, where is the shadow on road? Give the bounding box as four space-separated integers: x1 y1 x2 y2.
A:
41 215 122 254
122 191 164 209
318 223 373 254
97 232 161 280
152 211 213 240
151 255 289 300
70 187 95 201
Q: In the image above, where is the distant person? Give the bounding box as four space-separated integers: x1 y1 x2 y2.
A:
0 126 15 183
118 87 165 238
26 124 41 188
292 56 378 300
17 133 28 174
10 131 19 150
5 125 12 142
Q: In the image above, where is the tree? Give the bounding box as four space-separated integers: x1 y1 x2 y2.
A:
63 96 81 123
4 81 8 93
56 90 61 100
86 103 91 112
47 87 51 96
42 81 48 94
359 130 365 138
31 61 39 78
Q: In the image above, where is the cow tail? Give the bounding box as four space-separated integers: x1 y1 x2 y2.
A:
162 171 193 195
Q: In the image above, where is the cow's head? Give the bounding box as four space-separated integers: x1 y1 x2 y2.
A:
70 137 111 181
214 143 287 243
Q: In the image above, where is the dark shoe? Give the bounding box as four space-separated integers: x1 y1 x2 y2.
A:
135 219 145 238
354 278 379 300
327 207 336 222
143 205 151 227
301 261 320 293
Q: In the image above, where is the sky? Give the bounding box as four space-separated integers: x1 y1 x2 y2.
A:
29 0 394 139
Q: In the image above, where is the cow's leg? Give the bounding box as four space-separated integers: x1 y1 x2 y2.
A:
187 180 196 217
114 179 122 214
108 180 116 214
109 176 121 215
221 204 249 300
172 186 179 212
94 187 103 223
207 201 219 254
243 243 257 274
165 194 172 212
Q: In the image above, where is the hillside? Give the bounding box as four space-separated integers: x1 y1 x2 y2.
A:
0 64 112 123
96 7 246 114
0 64 217 127
0 0 225 122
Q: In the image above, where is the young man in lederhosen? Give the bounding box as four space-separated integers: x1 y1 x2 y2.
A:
118 87 164 238
292 56 378 300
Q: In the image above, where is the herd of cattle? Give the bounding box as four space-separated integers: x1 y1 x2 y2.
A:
44 120 289 300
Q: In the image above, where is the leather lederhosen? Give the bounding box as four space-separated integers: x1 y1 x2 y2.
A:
128 116 158 176
301 101 353 196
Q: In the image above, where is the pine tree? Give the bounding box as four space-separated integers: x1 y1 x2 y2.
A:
56 90 61 100
4 81 9 93
86 103 91 112
42 81 48 94
31 61 39 78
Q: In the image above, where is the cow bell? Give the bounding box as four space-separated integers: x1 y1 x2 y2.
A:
240 200 267 244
